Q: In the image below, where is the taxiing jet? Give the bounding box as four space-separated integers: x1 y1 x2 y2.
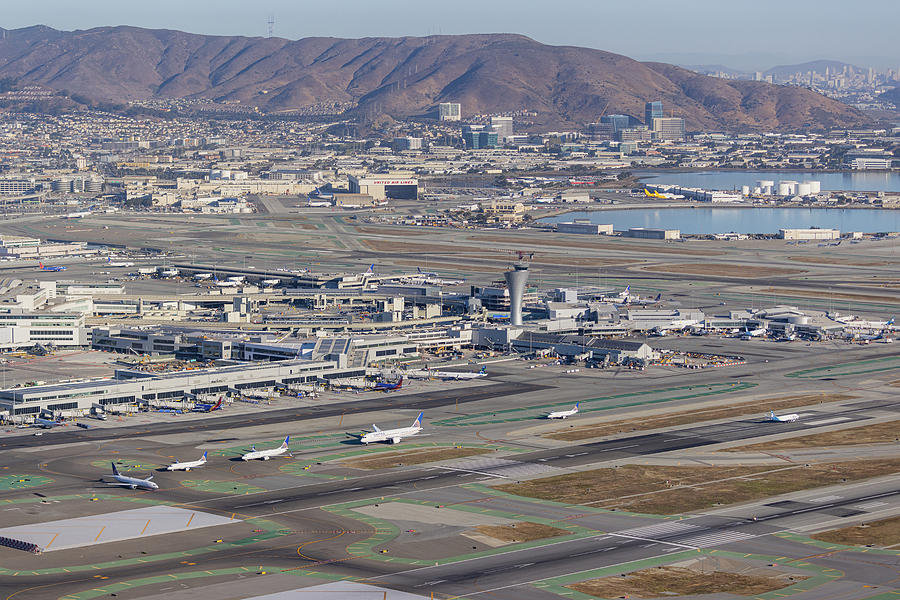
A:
166 451 208 472
360 413 423 444
108 462 158 490
374 377 403 391
547 403 580 419
766 411 799 423
241 436 291 461
38 262 66 272
406 366 486 380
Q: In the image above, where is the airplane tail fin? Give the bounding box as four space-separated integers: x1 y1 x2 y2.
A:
212 398 223 411
366 264 375 274
281 436 290 449
396 376 403 389
372 424 382 432
38 262 43 269
574 403 580 410
200 451 208 462
111 462 120 476
412 412 424 428
480 365 486 374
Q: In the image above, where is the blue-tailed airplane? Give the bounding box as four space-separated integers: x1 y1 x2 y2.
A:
360 412 424 444
107 462 158 490
38 262 66 272
374 377 403 391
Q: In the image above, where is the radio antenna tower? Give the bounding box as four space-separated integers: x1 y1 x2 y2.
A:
266 15 275 38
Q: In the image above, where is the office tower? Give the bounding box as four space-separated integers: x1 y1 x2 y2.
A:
490 116 514 142
438 102 461 121
651 117 685 141
645 101 663 125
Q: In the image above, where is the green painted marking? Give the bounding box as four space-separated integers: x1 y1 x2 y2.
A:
180 480 267 495
0 474 53 490
434 382 757 426
785 356 900 379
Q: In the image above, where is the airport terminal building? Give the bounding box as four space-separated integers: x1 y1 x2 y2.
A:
0 359 365 421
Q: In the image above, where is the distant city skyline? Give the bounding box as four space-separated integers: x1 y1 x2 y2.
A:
1 0 896 70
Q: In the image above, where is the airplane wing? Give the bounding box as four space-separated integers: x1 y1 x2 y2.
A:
372 424 382 432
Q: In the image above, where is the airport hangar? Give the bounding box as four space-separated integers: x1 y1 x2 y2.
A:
0 358 366 420
348 175 419 200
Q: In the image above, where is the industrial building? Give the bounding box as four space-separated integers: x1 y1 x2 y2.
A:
556 222 614 235
348 175 418 201
778 228 840 240
623 227 681 240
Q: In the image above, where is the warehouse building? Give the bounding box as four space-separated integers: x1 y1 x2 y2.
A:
348 175 418 201
623 228 681 240
556 221 614 235
778 228 840 240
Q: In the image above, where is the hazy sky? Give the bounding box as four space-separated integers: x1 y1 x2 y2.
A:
3 0 896 70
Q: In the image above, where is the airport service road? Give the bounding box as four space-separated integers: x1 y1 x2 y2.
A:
0 381 547 451
367 485 900 600
184 398 898 517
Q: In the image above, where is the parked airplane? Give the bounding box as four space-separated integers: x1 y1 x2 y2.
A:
766 411 799 423
547 403 579 419
107 462 158 490
309 186 334 201
374 377 403 391
739 325 767 339
166 451 208 472
360 412 424 444
241 436 291 461
34 417 62 428
406 366 487 380
38 262 66 272
192 398 223 413
107 257 134 267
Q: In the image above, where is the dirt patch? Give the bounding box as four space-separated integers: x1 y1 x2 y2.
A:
354 226 435 236
890 379 900 387
545 393 851 442
468 235 724 256
341 447 492 470
496 459 900 515
725 418 900 452
569 566 801 598
362 239 483 254
760 287 895 303
644 263 803 278
788 256 890 267
474 522 569 544
812 515 900 548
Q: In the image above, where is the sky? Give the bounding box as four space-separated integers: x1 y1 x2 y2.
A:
3 0 897 70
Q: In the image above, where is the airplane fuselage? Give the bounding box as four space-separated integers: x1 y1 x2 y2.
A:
360 426 422 444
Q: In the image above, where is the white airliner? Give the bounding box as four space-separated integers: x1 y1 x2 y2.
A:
766 411 799 423
107 462 158 490
360 413 423 444
547 403 579 419
405 366 487 380
166 451 208 471
241 436 291 461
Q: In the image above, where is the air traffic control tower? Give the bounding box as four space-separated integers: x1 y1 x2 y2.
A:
504 262 530 326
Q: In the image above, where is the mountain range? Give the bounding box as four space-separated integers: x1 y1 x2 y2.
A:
0 25 871 131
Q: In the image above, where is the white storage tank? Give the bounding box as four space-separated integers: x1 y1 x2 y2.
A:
796 183 812 196
805 181 821 194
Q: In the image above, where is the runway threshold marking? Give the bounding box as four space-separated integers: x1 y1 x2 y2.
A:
435 466 509 479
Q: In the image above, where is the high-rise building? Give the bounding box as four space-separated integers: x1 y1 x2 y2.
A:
490 116 514 142
462 125 498 149
651 117 685 141
600 114 634 134
644 101 663 125
438 102 461 121
392 137 424 152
